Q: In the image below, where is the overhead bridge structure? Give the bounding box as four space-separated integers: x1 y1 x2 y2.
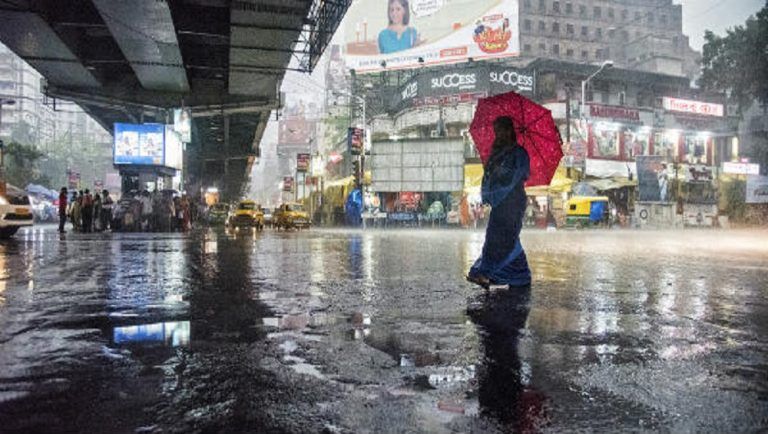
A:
0 0 350 199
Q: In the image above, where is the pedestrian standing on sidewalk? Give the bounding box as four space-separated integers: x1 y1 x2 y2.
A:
81 189 93 233
93 193 103 231
58 187 68 233
467 116 531 289
70 191 81 232
101 190 113 231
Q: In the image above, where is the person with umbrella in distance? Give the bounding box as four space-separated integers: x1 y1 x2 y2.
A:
466 91 563 289
467 116 531 289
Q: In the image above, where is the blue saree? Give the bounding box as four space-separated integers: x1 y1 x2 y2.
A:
469 145 531 286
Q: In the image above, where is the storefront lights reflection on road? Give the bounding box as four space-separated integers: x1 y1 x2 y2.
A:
113 320 190 347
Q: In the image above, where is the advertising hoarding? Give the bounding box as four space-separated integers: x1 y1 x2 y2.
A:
746 175 768 204
164 126 183 171
348 127 364 155
392 64 533 111
173 108 191 143
67 171 81 190
296 153 310 172
114 123 165 166
278 119 316 146
636 156 670 202
283 176 294 192
344 0 520 72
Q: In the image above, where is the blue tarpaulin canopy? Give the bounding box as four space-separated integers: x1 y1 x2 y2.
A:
25 184 57 199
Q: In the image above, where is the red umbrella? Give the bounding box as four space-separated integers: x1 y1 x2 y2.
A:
470 91 563 187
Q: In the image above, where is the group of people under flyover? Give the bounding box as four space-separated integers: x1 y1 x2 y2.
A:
57 187 200 233
57 188 114 233
112 190 199 233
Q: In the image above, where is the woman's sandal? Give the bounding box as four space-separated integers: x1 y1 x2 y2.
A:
466 274 491 290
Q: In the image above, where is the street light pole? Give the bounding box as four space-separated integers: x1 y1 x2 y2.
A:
580 60 614 117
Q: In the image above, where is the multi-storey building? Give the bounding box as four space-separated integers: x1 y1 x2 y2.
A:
518 0 700 79
0 44 111 149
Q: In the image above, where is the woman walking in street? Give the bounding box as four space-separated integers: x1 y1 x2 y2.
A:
467 116 531 289
58 187 68 233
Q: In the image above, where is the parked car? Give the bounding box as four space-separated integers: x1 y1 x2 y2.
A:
227 199 264 230
274 202 311 230
0 185 34 238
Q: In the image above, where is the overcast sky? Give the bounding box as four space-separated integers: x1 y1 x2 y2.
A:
678 0 765 50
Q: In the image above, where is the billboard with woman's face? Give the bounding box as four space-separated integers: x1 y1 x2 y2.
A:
344 0 519 72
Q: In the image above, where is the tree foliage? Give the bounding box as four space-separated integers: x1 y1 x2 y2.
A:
3 141 45 188
699 5 768 111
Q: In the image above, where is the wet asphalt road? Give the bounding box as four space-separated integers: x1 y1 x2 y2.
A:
0 225 766 433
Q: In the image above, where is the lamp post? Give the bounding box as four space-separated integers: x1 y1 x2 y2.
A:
580 60 613 117
0 98 17 196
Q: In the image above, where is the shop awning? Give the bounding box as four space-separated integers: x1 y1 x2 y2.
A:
466 164 576 197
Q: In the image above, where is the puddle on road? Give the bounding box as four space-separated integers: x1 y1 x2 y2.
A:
112 321 191 347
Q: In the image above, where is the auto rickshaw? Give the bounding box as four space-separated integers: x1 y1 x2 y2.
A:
565 196 610 228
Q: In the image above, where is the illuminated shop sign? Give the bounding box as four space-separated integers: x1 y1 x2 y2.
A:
589 104 640 122
662 97 724 117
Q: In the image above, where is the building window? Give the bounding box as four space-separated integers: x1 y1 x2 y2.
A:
552 44 560 55
581 25 588 37
635 11 641 21
596 49 603 59
552 1 560 13
622 9 628 21
539 21 546 32
595 28 602 39
524 19 532 31
565 2 572 14
660 14 667 26
594 6 601 18
552 22 560 33
539 43 546 52
567 23 574 35
648 13 654 24
622 30 629 41
601 91 609 104
579 4 586 16
581 50 588 60
608 28 615 39
523 0 531 9
524 44 532 52
566 48 574 57
608 8 614 20
539 0 545 12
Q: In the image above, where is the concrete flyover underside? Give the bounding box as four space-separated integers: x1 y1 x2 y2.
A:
0 0 350 199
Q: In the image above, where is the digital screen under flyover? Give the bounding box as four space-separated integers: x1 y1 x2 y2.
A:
114 123 165 166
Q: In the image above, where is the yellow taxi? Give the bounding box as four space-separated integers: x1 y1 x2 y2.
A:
227 199 264 231
274 202 311 230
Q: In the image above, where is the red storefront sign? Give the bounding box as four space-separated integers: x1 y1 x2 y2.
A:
589 104 640 122
662 97 724 117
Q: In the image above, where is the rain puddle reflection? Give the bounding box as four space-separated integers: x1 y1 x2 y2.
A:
112 321 190 347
